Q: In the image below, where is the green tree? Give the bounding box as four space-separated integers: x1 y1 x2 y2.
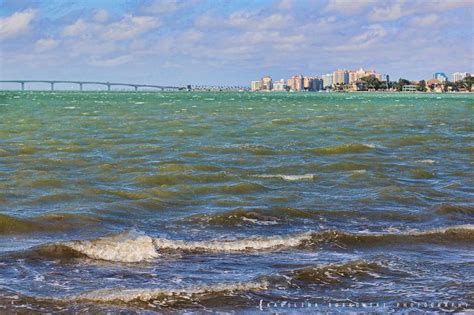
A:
417 80 427 92
360 76 382 90
396 78 411 91
460 76 473 90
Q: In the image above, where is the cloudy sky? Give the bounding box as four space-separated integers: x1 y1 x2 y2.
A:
0 0 473 86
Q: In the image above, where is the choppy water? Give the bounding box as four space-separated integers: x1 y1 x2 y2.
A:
0 91 473 313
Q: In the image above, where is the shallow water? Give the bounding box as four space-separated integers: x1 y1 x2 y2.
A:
0 91 473 313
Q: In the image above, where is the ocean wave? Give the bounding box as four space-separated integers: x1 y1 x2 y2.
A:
69 260 401 305
434 204 474 216
286 260 408 285
0 213 101 235
29 225 474 262
182 208 424 227
200 144 280 155
136 172 232 186
63 231 159 263
186 209 280 226
308 143 376 155
191 183 268 195
71 281 268 304
253 174 316 181
183 208 314 227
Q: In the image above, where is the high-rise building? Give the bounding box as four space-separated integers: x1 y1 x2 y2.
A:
322 73 333 88
348 68 382 82
433 72 448 82
333 69 349 85
348 71 357 84
312 78 323 91
303 76 323 91
262 76 273 90
273 79 287 91
303 76 312 90
453 72 470 82
288 75 304 91
251 80 263 91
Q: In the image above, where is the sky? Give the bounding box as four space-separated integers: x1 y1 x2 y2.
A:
0 0 473 86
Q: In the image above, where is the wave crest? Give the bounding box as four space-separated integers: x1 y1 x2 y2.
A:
27 225 474 263
72 281 268 304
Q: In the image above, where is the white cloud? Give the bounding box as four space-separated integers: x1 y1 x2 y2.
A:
63 15 160 41
93 9 109 23
277 0 294 10
369 1 407 22
331 24 388 51
431 0 473 11
410 14 439 27
63 19 88 36
179 29 203 42
0 9 36 40
196 12 292 31
141 0 199 15
102 15 160 40
35 38 60 52
369 0 473 22
89 55 133 66
325 0 377 15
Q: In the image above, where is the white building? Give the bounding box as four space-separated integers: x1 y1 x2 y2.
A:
322 73 333 89
262 76 273 90
273 79 287 91
453 72 470 82
251 80 263 91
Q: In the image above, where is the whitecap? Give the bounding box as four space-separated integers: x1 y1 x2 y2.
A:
63 230 159 263
418 159 436 164
241 217 279 226
152 232 314 252
253 174 316 181
73 281 268 303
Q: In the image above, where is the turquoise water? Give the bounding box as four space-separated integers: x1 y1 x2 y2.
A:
0 91 473 312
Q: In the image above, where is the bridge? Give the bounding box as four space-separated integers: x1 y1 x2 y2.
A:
0 80 185 91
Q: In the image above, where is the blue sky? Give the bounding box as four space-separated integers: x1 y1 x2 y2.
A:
0 0 473 85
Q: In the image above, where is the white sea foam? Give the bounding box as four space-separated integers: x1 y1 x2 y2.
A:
418 159 436 164
254 174 316 181
63 230 159 263
56 225 474 263
152 232 314 252
73 281 268 303
241 217 279 225
59 231 314 262
413 224 474 235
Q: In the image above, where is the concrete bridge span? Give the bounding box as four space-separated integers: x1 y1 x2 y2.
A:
0 80 184 91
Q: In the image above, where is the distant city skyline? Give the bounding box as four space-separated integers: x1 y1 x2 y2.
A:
1 0 473 85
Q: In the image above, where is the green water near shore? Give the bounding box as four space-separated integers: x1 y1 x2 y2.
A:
0 91 473 312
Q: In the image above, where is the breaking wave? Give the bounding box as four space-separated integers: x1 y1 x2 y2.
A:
71 281 268 304
67 260 404 305
26 225 474 263
253 174 316 181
